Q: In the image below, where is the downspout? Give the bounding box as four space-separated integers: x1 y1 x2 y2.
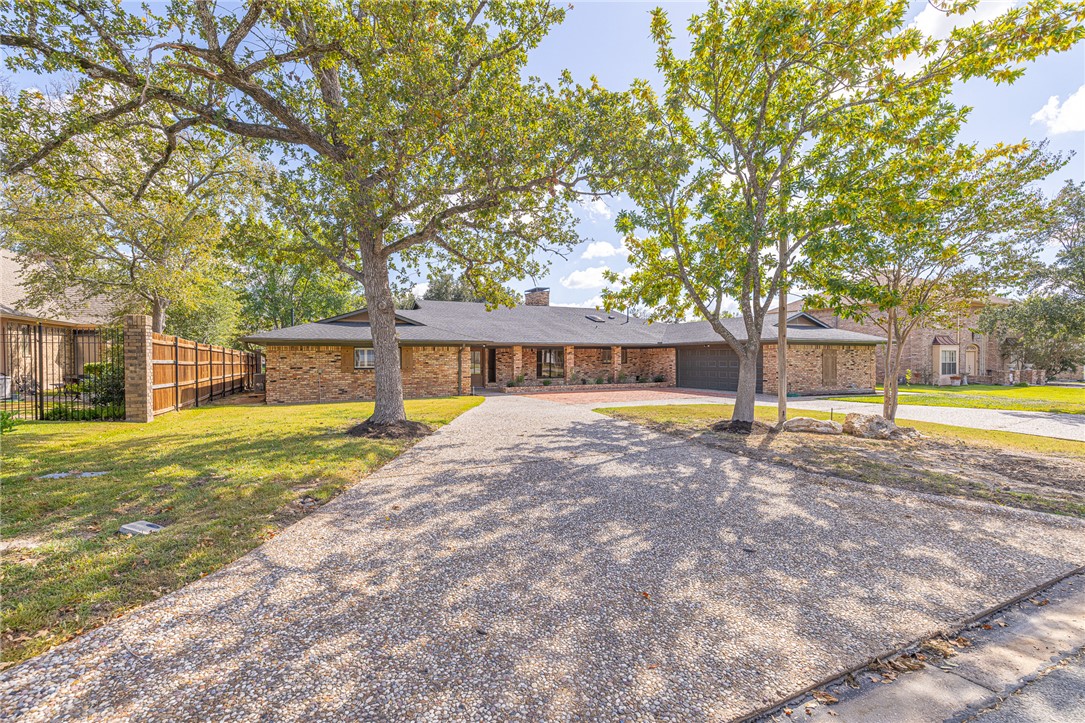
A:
458 344 464 396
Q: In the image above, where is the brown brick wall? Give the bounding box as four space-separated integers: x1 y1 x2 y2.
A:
124 314 154 422
266 344 469 404
762 343 876 395
801 308 1004 385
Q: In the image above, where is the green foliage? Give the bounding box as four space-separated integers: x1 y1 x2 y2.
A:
980 294 1085 375
41 403 124 421
0 96 269 331
165 284 242 346
600 0 1084 422
1 410 15 433
226 218 365 334
422 272 488 303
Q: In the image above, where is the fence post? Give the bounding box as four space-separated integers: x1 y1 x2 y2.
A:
173 336 180 411
123 315 154 422
194 342 199 408
36 322 45 419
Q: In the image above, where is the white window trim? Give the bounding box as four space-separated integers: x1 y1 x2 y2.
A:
940 349 958 376
354 348 376 369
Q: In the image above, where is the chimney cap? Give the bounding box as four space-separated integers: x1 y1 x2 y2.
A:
526 286 550 293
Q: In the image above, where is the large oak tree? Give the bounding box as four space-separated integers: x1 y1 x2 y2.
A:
1 0 633 423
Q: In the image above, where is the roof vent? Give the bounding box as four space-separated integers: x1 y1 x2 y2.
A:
586 314 606 323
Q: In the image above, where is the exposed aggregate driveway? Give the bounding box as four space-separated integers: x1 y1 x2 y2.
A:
3 395 1085 722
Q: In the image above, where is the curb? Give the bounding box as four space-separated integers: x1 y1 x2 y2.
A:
739 564 1085 723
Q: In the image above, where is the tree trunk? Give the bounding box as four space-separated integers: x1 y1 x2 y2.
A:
732 341 761 424
151 297 168 333
776 285 788 426
359 238 407 424
882 331 905 421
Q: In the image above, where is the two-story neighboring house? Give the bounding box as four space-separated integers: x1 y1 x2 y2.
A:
776 296 1033 386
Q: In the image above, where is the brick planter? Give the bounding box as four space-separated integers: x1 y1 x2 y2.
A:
499 382 671 394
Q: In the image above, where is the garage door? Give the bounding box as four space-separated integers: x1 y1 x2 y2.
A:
676 345 763 392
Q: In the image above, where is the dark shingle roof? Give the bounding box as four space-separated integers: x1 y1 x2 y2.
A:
242 300 885 347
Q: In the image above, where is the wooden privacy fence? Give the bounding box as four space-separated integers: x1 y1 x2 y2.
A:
151 332 259 415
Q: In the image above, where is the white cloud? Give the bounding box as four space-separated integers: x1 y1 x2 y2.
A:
581 241 625 259
412 282 429 297
1031 85 1085 135
579 197 613 222
560 265 612 289
556 295 606 309
911 0 1017 40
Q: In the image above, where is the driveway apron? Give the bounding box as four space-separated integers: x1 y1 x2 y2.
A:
3 395 1084 722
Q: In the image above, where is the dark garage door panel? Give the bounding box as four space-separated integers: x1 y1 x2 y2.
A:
676 346 763 392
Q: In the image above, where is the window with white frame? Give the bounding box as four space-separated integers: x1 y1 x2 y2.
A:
354 348 376 369
940 349 957 376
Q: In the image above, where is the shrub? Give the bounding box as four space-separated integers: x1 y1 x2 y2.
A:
78 361 125 406
42 403 124 421
617 373 628 383
1 411 15 434
542 379 552 386
596 376 606 384
653 374 666 382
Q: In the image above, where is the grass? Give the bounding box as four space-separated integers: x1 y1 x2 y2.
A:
0 396 482 666
597 403 1085 517
826 383 1085 415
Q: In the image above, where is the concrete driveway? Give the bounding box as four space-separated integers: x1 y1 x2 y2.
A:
3 396 1083 721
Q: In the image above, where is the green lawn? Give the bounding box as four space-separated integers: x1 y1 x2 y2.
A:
0 396 481 666
598 403 1085 519
826 383 1085 414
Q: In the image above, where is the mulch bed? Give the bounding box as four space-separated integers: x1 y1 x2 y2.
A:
346 420 433 439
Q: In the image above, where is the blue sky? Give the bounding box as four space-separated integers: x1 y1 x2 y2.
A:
506 0 1085 309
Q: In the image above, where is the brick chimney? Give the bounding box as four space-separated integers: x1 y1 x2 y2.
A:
524 287 550 306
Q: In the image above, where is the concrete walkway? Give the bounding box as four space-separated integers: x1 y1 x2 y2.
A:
784 572 1085 722
3 396 1084 721
533 388 1084 442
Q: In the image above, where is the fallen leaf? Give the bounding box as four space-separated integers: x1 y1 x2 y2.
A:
640 591 651 600
812 690 839 704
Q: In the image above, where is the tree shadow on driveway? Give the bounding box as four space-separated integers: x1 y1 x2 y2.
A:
2 397 1083 721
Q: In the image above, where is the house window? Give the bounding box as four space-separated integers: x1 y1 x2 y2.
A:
470 350 482 374
354 348 376 369
940 349 957 376
536 348 565 378
601 348 612 363
621 348 628 364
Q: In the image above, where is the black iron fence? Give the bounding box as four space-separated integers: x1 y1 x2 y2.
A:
1 322 125 421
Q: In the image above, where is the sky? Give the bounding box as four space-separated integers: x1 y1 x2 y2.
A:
4 1 1084 311
499 0 1085 309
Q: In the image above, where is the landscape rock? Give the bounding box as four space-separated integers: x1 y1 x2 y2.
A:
843 413 922 441
781 417 843 435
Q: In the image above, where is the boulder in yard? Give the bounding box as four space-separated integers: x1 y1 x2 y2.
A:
781 416 843 435
843 413 922 441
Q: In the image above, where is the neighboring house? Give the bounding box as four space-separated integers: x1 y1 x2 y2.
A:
774 296 1036 386
0 250 121 398
242 287 885 404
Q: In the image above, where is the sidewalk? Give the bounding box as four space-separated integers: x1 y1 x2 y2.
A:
759 571 1085 722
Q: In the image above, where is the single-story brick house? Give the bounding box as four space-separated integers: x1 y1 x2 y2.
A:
242 288 885 404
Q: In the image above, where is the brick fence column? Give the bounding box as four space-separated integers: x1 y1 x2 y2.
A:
124 314 154 422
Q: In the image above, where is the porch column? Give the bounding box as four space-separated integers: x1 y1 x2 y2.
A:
611 346 621 383
564 345 575 383
512 345 523 382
